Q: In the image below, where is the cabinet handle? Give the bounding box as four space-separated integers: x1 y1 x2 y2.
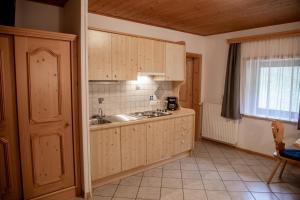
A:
181 140 185 144
114 74 117 78
133 127 136 131
106 74 109 78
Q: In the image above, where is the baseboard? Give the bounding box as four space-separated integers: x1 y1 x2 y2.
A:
201 137 275 159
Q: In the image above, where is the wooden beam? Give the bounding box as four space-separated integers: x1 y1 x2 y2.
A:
227 29 300 44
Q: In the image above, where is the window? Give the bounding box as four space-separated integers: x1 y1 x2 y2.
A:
241 58 300 122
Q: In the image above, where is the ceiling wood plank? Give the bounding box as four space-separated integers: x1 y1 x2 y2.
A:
88 0 300 36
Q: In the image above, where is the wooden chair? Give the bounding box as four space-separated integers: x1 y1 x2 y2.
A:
268 120 300 184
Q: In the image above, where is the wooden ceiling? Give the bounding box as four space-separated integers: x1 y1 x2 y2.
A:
89 0 300 36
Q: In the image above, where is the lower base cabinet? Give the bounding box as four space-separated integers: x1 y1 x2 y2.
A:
121 124 147 171
90 128 121 181
147 119 175 164
90 114 194 183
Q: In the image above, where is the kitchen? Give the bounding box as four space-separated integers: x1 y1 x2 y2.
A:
0 0 300 200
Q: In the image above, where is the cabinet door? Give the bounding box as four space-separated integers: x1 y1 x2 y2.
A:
138 38 153 73
88 30 112 80
112 34 138 80
121 124 146 171
165 43 185 81
153 40 165 73
15 36 76 199
0 35 22 199
90 128 121 181
174 115 194 154
146 119 174 164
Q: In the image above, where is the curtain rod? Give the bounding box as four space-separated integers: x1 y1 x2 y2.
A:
227 29 300 44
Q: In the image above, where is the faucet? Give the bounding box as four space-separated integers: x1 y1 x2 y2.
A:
98 107 105 118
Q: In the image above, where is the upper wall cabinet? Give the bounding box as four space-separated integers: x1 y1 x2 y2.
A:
138 38 165 74
165 43 185 81
88 29 185 81
88 30 112 80
112 34 138 80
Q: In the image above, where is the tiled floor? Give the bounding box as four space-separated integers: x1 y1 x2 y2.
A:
91 140 300 200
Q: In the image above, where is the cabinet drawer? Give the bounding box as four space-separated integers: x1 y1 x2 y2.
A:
174 134 193 154
174 116 193 130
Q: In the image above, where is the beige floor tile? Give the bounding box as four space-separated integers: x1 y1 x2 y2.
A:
233 165 253 173
137 187 160 199
160 188 183 200
223 180 248 192
93 196 112 200
144 168 163 177
181 170 201 179
269 183 297 193
238 172 261 182
215 164 235 172
140 177 162 187
228 191 255 200
119 176 142 186
197 162 217 171
219 171 241 181
93 184 118 197
114 186 139 198
163 169 181 178
275 193 300 200
200 171 221 180
182 178 204 189
162 178 182 188
228 158 247 165
163 161 181 170
251 192 279 200
183 189 207 200
245 181 271 192
244 159 262 166
212 158 229 164
203 179 225 190
181 163 198 171
206 190 231 200
113 198 135 200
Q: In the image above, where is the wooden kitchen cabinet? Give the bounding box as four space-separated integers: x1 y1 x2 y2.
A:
174 115 194 154
14 33 80 199
146 119 174 164
90 128 121 181
165 43 185 81
153 40 166 73
0 34 22 200
112 34 138 80
88 30 112 80
121 124 147 171
138 38 165 73
138 38 153 73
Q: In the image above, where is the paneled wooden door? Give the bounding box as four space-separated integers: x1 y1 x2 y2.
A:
179 54 202 140
0 35 22 200
14 36 76 199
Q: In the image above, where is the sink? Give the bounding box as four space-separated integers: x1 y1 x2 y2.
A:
89 117 112 125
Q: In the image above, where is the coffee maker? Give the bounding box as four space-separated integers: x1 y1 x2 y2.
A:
166 96 178 111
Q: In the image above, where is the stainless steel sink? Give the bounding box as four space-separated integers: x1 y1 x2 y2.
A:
89 116 112 125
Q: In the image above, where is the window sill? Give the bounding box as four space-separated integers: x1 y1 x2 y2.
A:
241 114 298 125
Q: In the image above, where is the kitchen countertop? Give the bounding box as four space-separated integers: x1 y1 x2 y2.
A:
89 108 195 131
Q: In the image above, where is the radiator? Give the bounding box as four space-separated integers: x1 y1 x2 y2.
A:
202 103 239 145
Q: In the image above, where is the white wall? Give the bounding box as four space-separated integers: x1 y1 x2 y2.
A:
203 21 300 156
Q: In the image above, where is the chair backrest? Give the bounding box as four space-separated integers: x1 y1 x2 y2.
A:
271 120 285 153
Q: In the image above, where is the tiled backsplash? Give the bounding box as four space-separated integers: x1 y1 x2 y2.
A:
89 76 176 117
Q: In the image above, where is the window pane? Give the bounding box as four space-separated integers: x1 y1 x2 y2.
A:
243 58 300 122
